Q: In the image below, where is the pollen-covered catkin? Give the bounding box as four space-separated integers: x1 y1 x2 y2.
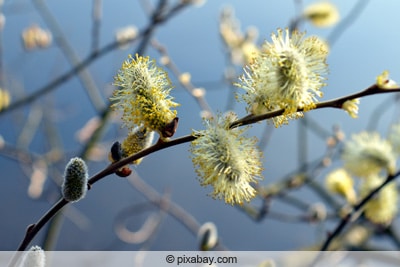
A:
236 28 328 127
190 112 263 205
342 132 396 178
359 175 398 225
110 54 179 138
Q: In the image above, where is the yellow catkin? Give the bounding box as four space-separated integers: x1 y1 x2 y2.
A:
190 112 263 205
236 28 328 127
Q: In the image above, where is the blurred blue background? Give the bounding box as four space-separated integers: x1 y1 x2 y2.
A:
1 0 400 251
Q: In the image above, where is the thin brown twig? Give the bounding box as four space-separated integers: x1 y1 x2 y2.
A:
230 84 400 128
320 170 400 251
8 83 400 266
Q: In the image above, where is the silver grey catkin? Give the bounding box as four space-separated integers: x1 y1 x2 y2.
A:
20 246 45 267
61 157 88 202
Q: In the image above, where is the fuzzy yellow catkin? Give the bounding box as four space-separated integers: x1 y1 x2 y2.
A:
342 131 396 178
190 112 263 205
325 168 357 204
303 1 340 28
236 28 328 127
115 25 138 49
21 25 52 50
359 176 398 225
110 54 179 138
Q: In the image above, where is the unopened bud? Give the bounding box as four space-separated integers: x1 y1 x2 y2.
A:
160 117 179 138
21 246 45 267
115 166 132 178
197 222 218 251
159 55 170 66
62 157 88 202
179 72 191 86
0 88 11 111
21 25 52 50
115 25 138 49
303 1 340 28
108 141 132 178
192 88 205 98
109 141 123 163
326 136 336 147
308 202 327 222
376 70 398 89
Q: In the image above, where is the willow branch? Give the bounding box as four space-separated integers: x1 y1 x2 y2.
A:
320 170 400 251
9 83 400 266
9 134 194 254
36 0 189 255
230 84 400 128
8 199 68 267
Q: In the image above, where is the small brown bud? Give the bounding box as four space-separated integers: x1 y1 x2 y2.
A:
161 117 179 138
